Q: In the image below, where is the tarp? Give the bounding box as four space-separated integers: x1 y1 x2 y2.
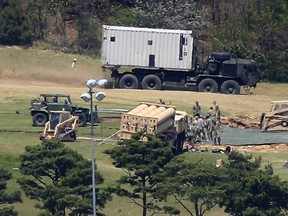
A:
219 125 288 146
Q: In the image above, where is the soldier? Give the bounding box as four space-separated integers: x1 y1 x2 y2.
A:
192 106 198 117
197 115 205 141
202 115 210 141
192 116 201 142
195 101 201 114
212 120 222 145
187 121 198 146
207 106 214 118
159 97 166 104
213 101 221 122
206 115 214 140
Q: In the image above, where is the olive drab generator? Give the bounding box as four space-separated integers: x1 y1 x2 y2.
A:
101 25 261 94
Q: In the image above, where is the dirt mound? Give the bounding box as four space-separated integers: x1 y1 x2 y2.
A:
221 115 259 129
196 143 288 152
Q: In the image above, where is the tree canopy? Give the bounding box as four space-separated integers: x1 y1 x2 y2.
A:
0 168 22 216
220 151 288 216
18 138 111 216
155 157 224 216
105 131 175 216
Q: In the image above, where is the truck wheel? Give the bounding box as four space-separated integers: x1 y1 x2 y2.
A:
33 113 48 126
141 75 162 90
119 74 139 89
76 114 87 127
211 52 231 61
198 78 218 93
220 80 240 94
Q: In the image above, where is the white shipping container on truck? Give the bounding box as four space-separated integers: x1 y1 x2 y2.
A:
101 25 194 71
101 25 261 94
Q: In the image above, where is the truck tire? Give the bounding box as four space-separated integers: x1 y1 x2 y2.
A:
119 74 139 89
211 52 231 61
220 80 240 94
33 112 48 126
198 78 218 93
141 75 162 90
75 114 87 127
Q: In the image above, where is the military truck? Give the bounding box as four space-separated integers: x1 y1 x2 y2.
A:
119 102 188 153
101 25 262 94
260 101 288 131
30 93 98 127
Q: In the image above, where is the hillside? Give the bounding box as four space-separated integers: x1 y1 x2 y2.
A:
0 46 106 86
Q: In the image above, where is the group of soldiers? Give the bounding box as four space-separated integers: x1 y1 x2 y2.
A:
187 101 222 146
157 97 222 146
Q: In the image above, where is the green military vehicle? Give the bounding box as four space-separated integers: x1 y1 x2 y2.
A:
30 93 98 127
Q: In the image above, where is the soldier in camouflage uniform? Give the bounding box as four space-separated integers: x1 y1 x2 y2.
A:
213 101 221 123
187 122 198 145
195 101 202 116
206 115 214 140
212 120 222 145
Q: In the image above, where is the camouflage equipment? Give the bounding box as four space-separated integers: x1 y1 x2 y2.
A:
30 93 98 127
39 111 78 142
260 101 288 131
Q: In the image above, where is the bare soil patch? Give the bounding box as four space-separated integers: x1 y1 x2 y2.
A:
99 117 121 123
196 143 288 152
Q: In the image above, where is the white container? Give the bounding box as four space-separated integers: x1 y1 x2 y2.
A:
101 25 194 71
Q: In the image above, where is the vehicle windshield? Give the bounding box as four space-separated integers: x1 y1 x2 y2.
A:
50 113 60 129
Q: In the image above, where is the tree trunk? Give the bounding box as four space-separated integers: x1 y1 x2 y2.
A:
195 200 199 216
142 177 147 216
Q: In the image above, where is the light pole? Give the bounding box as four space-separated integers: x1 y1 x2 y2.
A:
80 79 107 216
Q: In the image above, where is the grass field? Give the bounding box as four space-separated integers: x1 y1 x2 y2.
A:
1 46 288 215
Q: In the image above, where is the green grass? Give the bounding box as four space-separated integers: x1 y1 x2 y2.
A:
1 46 288 215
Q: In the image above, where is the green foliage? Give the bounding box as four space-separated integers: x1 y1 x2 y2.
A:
73 19 102 56
107 7 140 26
156 157 224 216
105 131 175 216
220 151 288 216
0 207 18 216
0 168 22 216
0 0 32 45
211 0 288 82
134 0 206 29
18 138 111 215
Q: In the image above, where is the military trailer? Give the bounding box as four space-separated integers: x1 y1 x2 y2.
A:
260 101 288 131
119 102 188 153
101 25 262 94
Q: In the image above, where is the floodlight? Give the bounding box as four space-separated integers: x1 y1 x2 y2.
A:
80 92 91 102
81 78 107 216
97 79 108 88
86 79 98 89
95 92 106 101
